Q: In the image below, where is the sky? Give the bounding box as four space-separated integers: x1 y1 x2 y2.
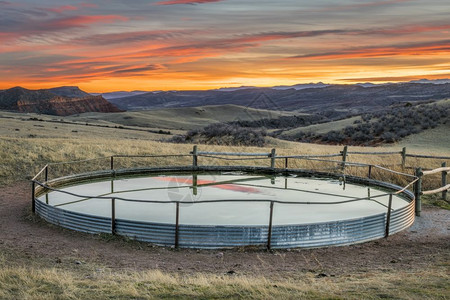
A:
0 0 449 92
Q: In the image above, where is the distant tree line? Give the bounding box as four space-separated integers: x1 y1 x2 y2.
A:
228 110 350 129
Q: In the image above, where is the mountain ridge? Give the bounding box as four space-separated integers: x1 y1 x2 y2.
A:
0 86 123 116
106 82 450 113
90 78 450 99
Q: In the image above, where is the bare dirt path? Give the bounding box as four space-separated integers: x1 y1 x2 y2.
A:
1 181 449 277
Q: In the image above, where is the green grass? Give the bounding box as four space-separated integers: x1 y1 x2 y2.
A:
66 104 297 130
422 194 450 210
394 122 450 152
281 116 362 137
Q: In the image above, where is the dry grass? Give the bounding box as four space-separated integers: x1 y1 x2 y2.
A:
281 116 362 136
1 129 448 191
0 258 448 300
1 115 449 299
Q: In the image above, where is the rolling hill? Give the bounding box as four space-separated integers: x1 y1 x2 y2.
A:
66 104 297 130
108 82 450 113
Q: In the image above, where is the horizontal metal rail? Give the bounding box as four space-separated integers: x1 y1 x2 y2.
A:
113 154 192 158
48 157 107 165
33 179 391 206
277 154 342 158
236 182 388 202
198 154 269 161
371 165 418 178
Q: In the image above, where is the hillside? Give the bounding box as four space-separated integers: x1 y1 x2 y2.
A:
67 104 296 130
0 87 123 116
108 82 450 113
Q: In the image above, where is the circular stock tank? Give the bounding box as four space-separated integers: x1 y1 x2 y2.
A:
34 167 415 249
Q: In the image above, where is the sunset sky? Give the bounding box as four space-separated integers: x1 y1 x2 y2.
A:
0 0 449 92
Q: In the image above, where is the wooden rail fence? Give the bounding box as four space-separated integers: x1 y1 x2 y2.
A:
31 145 449 216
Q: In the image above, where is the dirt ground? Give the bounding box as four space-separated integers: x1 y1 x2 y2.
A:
1 181 449 278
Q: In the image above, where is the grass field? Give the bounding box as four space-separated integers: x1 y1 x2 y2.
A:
1 112 448 186
1 251 448 299
280 116 362 136
395 122 450 152
65 104 297 130
0 110 449 299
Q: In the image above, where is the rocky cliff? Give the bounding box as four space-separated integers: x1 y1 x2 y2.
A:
0 87 123 116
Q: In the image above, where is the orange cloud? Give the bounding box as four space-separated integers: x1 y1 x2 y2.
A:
46 15 128 28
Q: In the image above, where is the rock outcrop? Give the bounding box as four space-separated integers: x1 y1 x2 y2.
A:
0 86 123 116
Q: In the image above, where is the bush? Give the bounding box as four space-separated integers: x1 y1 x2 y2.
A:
381 132 397 143
168 123 267 146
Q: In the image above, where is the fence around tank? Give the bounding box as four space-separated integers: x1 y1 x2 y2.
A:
30 146 424 249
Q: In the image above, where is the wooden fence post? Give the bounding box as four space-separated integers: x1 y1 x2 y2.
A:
110 156 114 170
401 147 407 169
270 148 276 169
341 146 348 171
192 174 198 196
442 162 448 200
192 145 198 168
414 168 422 216
45 165 48 182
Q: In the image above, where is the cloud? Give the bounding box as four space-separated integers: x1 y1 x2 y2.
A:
344 0 412 9
1 14 128 38
314 0 413 12
47 5 78 13
75 29 196 45
44 15 128 28
1 0 449 91
154 0 224 5
366 24 450 35
289 40 450 60
339 73 450 82
80 3 99 9
110 64 165 76
231 30 346 43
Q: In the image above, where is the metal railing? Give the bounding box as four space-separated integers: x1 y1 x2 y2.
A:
30 146 427 249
